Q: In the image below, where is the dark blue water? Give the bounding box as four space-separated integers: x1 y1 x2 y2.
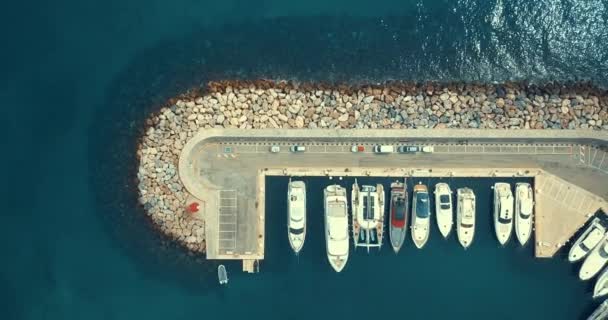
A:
2 1 608 319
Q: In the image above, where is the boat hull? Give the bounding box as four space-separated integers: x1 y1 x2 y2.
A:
580 238 608 281
514 183 534 246
435 183 453 239
288 180 306 254
588 300 608 320
569 218 605 262
352 181 385 252
389 180 407 253
456 188 476 249
411 184 430 249
494 183 514 246
324 185 349 272
594 267 608 299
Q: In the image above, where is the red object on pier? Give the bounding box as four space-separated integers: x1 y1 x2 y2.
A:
187 202 199 213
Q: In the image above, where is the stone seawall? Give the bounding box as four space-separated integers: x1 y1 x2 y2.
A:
137 80 608 254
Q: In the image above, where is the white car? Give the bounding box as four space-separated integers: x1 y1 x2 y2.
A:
270 145 280 153
422 146 434 153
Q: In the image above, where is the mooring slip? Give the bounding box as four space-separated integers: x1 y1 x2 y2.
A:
173 129 608 271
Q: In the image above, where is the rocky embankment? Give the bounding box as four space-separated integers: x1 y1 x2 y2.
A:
137 81 608 253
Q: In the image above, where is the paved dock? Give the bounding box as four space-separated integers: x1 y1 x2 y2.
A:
178 129 608 270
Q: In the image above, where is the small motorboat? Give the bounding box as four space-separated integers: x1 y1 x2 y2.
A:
218 265 228 285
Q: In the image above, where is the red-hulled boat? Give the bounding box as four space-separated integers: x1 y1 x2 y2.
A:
389 179 408 253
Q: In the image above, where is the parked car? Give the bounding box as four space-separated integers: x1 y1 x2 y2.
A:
373 145 394 153
422 146 435 153
351 145 365 152
290 145 306 152
270 145 280 153
398 145 420 153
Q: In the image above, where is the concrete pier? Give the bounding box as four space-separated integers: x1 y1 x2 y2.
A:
178 129 608 271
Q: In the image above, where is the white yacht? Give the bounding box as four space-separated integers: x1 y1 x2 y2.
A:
587 300 608 320
287 180 306 254
580 234 608 280
456 188 476 249
493 183 514 246
569 218 606 262
515 183 534 246
324 185 349 272
351 180 385 252
434 183 453 238
593 267 608 299
411 184 431 249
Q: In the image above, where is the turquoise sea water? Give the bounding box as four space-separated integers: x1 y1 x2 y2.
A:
2 1 608 319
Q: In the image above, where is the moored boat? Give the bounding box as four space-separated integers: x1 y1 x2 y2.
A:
389 179 408 253
580 234 608 280
411 183 430 249
287 180 306 254
493 183 514 246
456 188 476 249
218 265 228 285
324 185 349 272
515 183 534 246
569 218 606 262
587 300 608 320
435 183 453 238
593 267 608 299
351 179 385 252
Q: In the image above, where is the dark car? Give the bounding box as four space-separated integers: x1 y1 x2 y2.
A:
398 145 420 153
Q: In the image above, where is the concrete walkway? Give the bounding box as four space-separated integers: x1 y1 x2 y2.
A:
178 129 608 270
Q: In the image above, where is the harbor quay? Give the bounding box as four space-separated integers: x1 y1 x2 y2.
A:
176 129 608 272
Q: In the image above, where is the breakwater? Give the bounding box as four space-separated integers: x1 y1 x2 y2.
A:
137 80 608 253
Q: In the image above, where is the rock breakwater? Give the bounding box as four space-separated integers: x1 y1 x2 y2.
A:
137 80 608 254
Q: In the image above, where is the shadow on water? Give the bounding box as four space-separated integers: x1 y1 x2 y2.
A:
89 14 605 305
